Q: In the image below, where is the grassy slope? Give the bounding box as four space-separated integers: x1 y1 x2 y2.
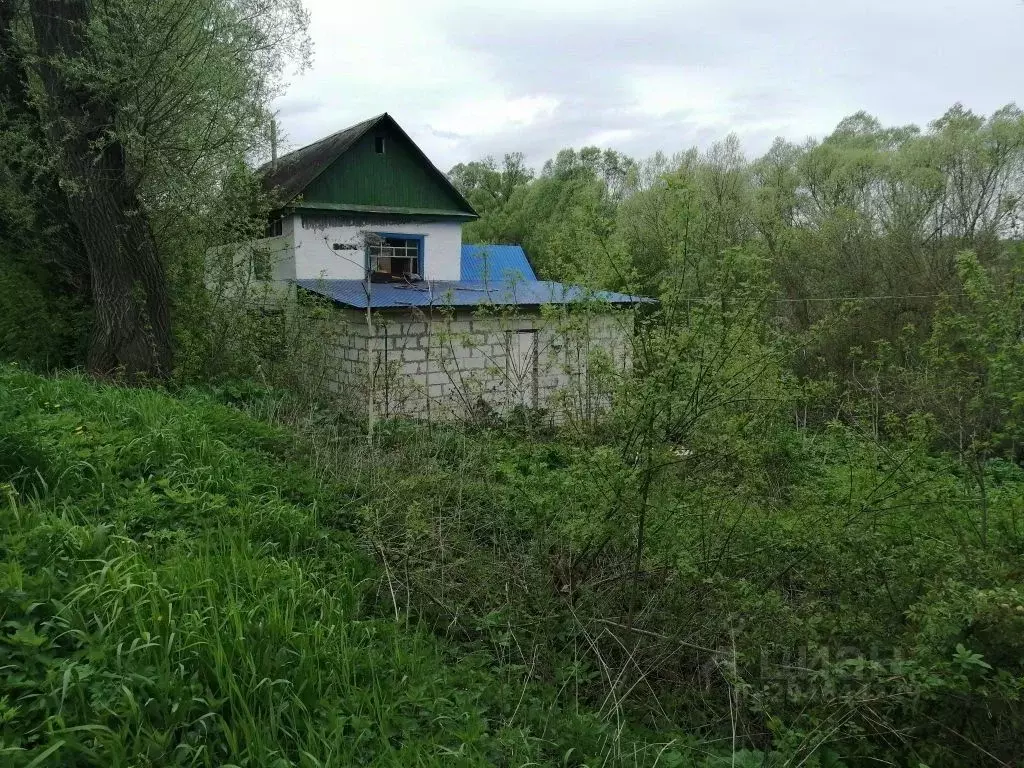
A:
5 369 1022 765
0 365 648 767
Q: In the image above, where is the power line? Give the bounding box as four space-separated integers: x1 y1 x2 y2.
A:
773 292 967 304
679 291 970 305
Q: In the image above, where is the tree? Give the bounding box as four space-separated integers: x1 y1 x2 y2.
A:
449 152 533 209
450 152 535 247
0 0 83 272
27 0 173 379
4 0 310 378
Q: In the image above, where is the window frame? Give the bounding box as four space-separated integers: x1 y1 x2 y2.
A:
366 232 425 280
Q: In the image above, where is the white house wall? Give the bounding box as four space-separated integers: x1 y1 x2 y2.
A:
279 214 297 240
205 233 296 299
293 214 462 281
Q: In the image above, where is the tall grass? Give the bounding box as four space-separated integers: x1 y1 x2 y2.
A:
11 364 991 765
228 382 1024 766
2 365 696 767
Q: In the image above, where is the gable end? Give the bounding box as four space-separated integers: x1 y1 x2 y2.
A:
262 114 477 219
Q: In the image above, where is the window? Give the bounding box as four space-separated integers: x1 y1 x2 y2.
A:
374 135 386 154
367 234 422 279
266 217 283 237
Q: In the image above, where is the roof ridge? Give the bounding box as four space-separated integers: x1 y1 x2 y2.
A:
260 113 386 172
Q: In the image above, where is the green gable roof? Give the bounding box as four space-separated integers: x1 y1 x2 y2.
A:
260 113 477 219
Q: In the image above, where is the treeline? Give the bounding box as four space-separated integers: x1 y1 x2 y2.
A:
432 108 1024 765
450 105 1024 459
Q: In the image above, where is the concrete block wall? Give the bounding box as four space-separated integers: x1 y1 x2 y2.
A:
324 306 633 423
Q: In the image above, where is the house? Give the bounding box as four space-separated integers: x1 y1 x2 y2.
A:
229 113 648 421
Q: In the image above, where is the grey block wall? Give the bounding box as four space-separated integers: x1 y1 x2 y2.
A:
325 306 633 423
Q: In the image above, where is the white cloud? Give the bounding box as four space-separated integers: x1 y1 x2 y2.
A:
427 95 560 138
631 68 732 122
585 128 637 147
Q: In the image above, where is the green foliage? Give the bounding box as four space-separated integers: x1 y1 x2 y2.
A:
453 147 637 286
343 411 1024 765
0 0 310 374
0 258 88 370
288 244 1024 764
1 365 715 766
0 4 90 371
450 152 534 224
453 103 1024 439
3 29 1024 760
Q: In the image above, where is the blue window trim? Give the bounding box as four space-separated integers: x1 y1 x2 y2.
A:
366 232 426 277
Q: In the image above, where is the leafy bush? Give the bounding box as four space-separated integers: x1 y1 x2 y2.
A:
0 366 715 767
0 256 87 370
6 349 1022 766
323 406 1024 766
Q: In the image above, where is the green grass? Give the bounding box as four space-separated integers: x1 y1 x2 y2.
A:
13 364 1014 765
0 365 680 767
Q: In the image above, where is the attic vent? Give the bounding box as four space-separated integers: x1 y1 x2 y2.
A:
374 136 386 154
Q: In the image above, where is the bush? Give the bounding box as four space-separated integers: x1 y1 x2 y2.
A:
0 255 87 370
0 366 697 767
325 412 1024 766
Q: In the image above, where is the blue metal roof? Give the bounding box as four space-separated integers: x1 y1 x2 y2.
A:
295 279 651 310
460 244 537 282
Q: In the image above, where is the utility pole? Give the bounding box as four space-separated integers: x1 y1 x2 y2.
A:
270 114 279 170
364 233 375 445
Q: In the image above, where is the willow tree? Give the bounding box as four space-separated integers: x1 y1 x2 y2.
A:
6 0 309 378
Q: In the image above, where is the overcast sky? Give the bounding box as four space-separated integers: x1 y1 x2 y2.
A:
272 0 1023 171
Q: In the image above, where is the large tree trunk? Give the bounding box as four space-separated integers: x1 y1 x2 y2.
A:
29 0 172 379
